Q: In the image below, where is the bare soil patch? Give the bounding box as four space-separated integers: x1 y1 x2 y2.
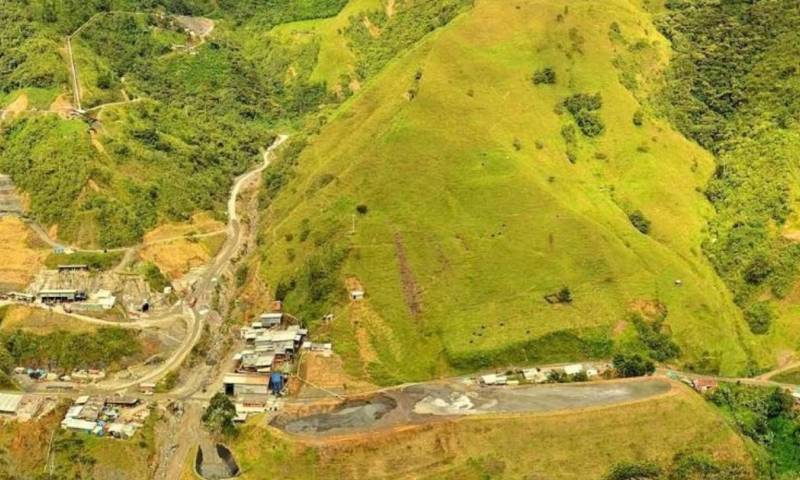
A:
394 233 421 316
1 93 28 122
0 217 47 289
139 213 225 279
49 94 73 118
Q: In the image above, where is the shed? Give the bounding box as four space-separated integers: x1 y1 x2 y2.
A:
0 393 23 414
522 368 547 383
258 312 283 328
350 290 365 301
57 264 89 273
692 378 718 393
105 396 139 407
223 374 268 396
480 374 508 386
61 418 96 432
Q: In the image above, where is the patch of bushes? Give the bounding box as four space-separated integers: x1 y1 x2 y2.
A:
142 262 171 293
561 92 605 137
345 0 472 79
627 210 651 234
657 0 800 306
203 392 237 437
631 314 680 361
633 109 644 126
2 327 141 371
604 453 750 480
532 67 556 85
744 302 774 335
612 352 654 377
708 383 800 476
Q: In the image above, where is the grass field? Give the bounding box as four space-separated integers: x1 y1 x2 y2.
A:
229 385 753 479
0 305 97 335
257 0 757 382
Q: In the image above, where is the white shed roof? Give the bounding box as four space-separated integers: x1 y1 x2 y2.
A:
61 418 96 431
0 393 23 413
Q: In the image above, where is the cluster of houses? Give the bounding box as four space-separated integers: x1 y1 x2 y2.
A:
222 306 333 421
14 367 106 384
480 363 606 386
61 395 150 439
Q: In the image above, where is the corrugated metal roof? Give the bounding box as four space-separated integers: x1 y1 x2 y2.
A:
223 374 268 386
61 418 96 431
0 393 22 413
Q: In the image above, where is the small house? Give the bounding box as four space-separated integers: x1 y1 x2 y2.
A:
692 378 718 393
0 393 23 415
350 290 365 301
563 364 584 376
258 312 283 328
480 374 508 386
522 368 548 383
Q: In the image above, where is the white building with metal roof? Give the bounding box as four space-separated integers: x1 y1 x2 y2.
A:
0 393 23 414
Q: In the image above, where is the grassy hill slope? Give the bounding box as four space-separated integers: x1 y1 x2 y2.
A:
257 0 761 382
229 385 755 479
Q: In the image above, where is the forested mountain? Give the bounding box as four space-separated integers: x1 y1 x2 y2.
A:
4 0 800 479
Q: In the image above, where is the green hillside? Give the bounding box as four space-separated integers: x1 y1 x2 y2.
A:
257 0 768 382
0 0 365 248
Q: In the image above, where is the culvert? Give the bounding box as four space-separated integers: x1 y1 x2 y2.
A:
195 443 240 480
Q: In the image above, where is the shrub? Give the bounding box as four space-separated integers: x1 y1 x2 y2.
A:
557 286 572 303
744 255 772 285
604 462 661 480
561 125 577 145
744 302 774 334
631 315 680 361
633 110 644 126
532 67 556 85
142 263 170 293
202 392 237 437
613 353 655 377
235 265 249 288
562 93 605 137
574 110 605 137
563 92 602 115
628 210 651 234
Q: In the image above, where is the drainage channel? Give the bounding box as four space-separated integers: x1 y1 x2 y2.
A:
195 443 239 480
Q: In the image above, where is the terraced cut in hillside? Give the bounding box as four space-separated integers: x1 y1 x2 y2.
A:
229 384 753 479
258 0 756 382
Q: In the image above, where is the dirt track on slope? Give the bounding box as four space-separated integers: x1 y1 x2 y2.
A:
272 377 673 439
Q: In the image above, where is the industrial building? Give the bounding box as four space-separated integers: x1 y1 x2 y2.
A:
38 289 85 303
223 373 269 396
